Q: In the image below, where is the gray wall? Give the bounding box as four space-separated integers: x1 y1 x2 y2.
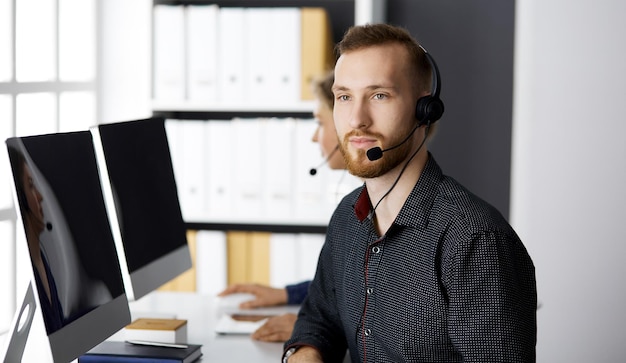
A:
387 0 515 218
512 1 626 361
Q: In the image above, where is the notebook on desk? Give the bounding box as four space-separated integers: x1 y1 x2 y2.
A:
79 340 202 363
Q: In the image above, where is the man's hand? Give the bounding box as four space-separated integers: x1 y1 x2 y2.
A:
218 283 288 309
251 313 297 342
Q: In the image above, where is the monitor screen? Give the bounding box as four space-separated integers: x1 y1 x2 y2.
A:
5 131 131 363
92 118 191 301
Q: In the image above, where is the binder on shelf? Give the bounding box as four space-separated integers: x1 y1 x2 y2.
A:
270 233 324 288
185 4 219 103
217 7 247 105
300 7 334 100
79 340 202 363
205 120 233 219
269 8 302 104
262 117 296 219
195 230 227 295
245 7 274 104
295 233 325 281
178 120 208 221
269 233 299 287
292 118 325 221
153 4 186 101
231 118 264 219
226 231 270 286
325 169 362 214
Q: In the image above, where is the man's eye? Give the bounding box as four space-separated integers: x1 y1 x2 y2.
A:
373 94 387 100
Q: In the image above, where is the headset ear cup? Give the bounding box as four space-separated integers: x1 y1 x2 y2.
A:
427 97 444 124
416 47 445 126
415 95 444 126
415 96 430 125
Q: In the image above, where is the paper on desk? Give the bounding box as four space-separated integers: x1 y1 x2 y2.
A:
214 314 269 335
215 294 300 316
214 294 300 335
215 293 256 314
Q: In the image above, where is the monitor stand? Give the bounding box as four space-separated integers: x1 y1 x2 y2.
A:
2 282 36 363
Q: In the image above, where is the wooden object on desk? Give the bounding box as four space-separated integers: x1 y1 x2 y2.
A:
227 231 271 286
124 318 188 344
158 230 197 292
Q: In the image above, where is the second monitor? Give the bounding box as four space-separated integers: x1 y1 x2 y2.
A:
92 117 192 301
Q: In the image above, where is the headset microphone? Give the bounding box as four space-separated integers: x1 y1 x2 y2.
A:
366 124 420 161
310 145 340 176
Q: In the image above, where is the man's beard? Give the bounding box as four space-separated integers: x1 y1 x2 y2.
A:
341 127 415 179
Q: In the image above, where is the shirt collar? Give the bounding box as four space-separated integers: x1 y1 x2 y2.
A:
353 153 444 228
354 187 372 222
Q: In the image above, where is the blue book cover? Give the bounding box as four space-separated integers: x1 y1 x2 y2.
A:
78 341 202 363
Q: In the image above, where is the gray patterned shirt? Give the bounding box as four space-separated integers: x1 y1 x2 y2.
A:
285 155 536 362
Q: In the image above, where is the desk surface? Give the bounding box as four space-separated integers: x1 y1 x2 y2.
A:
1 291 296 362
123 291 293 362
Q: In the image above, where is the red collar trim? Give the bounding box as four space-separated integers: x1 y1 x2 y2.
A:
354 187 371 222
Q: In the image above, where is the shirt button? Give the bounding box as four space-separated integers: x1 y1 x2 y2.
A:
364 328 372 336
372 246 381 254
366 287 373 295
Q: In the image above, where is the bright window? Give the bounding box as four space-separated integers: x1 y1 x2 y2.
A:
0 0 11 82
0 0 96 333
15 0 56 82
59 0 95 82
16 92 57 136
0 95 12 209
60 91 96 132
0 221 14 330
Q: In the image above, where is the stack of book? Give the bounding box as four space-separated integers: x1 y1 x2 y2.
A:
79 341 202 363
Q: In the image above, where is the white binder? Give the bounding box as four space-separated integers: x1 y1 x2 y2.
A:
186 4 219 103
217 7 247 106
153 5 186 101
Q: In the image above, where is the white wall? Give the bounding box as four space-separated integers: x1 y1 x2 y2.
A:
98 0 152 123
511 1 626 361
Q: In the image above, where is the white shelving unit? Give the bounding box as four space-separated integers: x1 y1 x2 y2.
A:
152 0 385 233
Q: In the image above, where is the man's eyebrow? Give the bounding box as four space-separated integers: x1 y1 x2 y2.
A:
332 85 349 93
332 84 395 92
366 84 396 91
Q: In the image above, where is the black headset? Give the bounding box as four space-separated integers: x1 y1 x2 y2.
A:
415 46 445 126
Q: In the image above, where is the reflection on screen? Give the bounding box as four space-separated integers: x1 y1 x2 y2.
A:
7 132 125 335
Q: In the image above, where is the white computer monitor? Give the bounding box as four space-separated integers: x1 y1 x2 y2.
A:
91 118 191 301
3 132 131 362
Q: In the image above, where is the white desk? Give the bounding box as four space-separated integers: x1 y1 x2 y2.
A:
123 291 294 362
1 291 295 362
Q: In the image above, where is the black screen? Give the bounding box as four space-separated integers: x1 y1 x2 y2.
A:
97 118 187 273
